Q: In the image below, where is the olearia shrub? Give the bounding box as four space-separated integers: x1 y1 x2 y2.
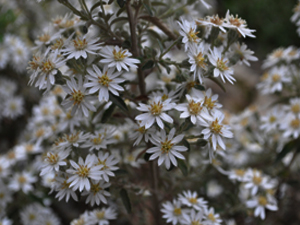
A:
1 0 300 224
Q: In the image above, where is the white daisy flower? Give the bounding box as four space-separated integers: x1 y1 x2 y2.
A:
99 45 140 71
201 111 233 150
285 97 300 116
9 171 37 194
147 128 188 169
178 190 208 212
260 107 283 133
135 96 175 129
82 180 111 206
246 195 278 220
63 34 102 59
67 154 103 192
204 207 222 225
2 96 24 119
40 147 71 176
280 113 300 139
208 47 235 84
224 10 256 38
130 122 156 146
257 66 291 94
95 151 119 182
177 18 200 51
61 76 97 117
229 42 258 66
228 169 247 182
89 207 117 225
52 174 78 202
187 42 209 83
182 209 205 225
175 94 212 125
30 49 66 92
200 88 222 113
243 169 275 196
161 199 187 225
262 47 285 69
196 15 227 33
84 64 125 102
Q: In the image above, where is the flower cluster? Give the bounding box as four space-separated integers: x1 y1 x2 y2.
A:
161 190 222 225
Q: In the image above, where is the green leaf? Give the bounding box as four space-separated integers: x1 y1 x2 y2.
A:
208 76 226 92
275 139 297 163
181 138 190 152
144 152 151 161
122 40 131 49
109 93 128 112
151 1 168 6
117 0 126 8
90 2 102 12
179 118 193 133
197 139 208 147
110 16 128 26
101 104 116 123
142 2 153 16
157 39 164 53
142 60 154 70
194 84 205 91
120 188 131 213
178 159 188 176
116 4 126 16
114 169 128 176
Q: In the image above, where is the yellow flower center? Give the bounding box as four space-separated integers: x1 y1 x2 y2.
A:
76 165 90 177
207 213 216 222
173 208 182 216
96 211 105 219
195 52 207 69
272 48 284 58
192 221 202 225
113 48 128 61
149 101 163 115
71 90 84 105
204 96 216 110
252 175 262 185
35 128 45 138
210 119 223 134
39 33 51 43
98 71 112 87
189 197 198 204
90 182 102 194
51 38 64 50
136 126 146 134
42 60 55 73
92 135 103 145
209 16 223 25
188 28 199 43
9 102 17 111
46 152 59 164
271 74 280 82
229 17 245 27
160 139 174 154
7 151 16 159
73 37 88 50
188 100 202 115
258 196 268 206
234 169 245 177
65 132 80 143
216 58 229 71
269 115 277 123
18 175 27 184
290 118 300 129
291 104 300 114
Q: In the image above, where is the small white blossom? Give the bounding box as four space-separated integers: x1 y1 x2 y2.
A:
147 128 187 169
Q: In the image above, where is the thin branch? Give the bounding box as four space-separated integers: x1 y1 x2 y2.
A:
139 15 178 40
126 0 146 96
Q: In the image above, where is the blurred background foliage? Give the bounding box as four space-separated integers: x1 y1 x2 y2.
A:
217 0 299 68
